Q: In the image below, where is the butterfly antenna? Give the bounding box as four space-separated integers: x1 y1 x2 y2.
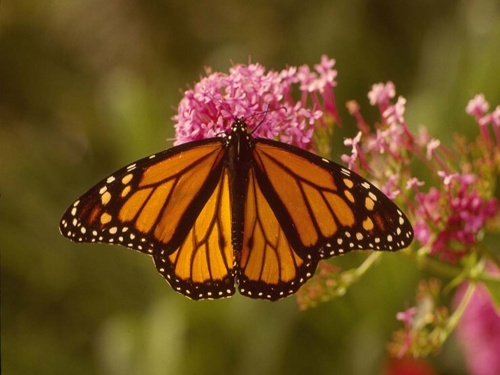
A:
247 105 287 135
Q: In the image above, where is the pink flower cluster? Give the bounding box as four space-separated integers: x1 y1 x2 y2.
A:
172 55 339 150
414 173 498 263
342 81 413 198
345 81 499 263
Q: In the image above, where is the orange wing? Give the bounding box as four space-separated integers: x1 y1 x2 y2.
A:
153 169 235 299
238 168 318 300
60 139 235 299
251 139 413 262
235 139 413 300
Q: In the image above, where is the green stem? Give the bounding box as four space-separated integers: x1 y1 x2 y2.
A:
338 252 382 288
415 253 461 279
406 250 500 285
446 281 476 333
355 251 382 278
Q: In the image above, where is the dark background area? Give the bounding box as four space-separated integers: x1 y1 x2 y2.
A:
2 1 500 374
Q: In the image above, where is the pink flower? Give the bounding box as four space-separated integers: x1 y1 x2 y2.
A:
381 174 401 200
361 83 414 161
477 104 500 145
383 96 407 126
414 174 498 262
368 81 396 113
395 307 417 358
491 106 500 126
455 268 500 375
396 307 417 325
426 139 441 160
413 221 431 245
466 94 489 120
172 56 339 150
342 131 363 169
466 94 493 144
437 170 458 186
406 177 425 191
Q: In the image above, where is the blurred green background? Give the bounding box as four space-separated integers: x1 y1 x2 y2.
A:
2 1 500 374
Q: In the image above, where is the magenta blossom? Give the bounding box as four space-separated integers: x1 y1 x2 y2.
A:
454 266 500 375
466 94 489 121
341 81 415 201
395 307 417 358
414 173 498 263
172 55 339 150
368 81 396 113
466 95 500 146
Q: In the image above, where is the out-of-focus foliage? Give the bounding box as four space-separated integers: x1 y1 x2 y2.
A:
2 1 499 374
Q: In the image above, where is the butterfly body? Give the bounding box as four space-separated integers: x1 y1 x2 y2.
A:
225 120 253 255
60 119 413 300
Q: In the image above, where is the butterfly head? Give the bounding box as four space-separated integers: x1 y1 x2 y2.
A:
230 118 250 135
226 118 253 144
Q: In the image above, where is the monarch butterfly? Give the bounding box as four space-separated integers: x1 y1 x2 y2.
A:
60 118 413 301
